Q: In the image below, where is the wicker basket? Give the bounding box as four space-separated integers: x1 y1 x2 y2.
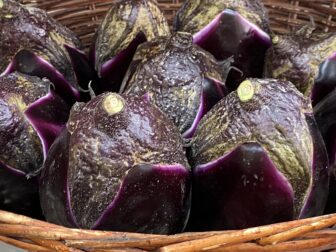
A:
2 0 336 251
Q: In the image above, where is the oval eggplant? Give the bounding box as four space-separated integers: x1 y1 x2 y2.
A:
93 0 170 93
0 0 93 103
314 90 336 213
0 72 69 217
40 93 191 234
174 0 272 90
188 79 329 230
265 30 336 105
122 32 229 138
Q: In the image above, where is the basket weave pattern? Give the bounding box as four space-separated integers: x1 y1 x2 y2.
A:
20 0 336 48
3 0 336 251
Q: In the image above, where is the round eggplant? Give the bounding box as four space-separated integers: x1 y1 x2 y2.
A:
0 0 93 103
93 0 170 93
188 78 329 230
40 93 191 234
122 32 229 138
174 0 272 90
314 90 336 213
0 72 69 217
265 30 336 105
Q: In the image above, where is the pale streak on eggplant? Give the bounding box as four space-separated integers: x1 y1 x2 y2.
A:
123 33 224 134
95 0 170 72
266 35 314 96
0 1 81 87
0 73 50 175
308 33 336 79
66 93 188 228
192 79 313 217
0 0 3 9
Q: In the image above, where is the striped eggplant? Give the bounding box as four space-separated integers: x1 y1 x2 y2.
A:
122 32 229 138
0 0 94 104
174 0 272 91
265 29 336 106
92 0 170 93
188 78 329 230
40 93 191 234
0 72 69 218
314 89 336 213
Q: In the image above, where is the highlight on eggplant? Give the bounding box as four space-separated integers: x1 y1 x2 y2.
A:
92 0 170 94
0 0 94 104
174 0 272 91
188 78 329 231
39 93 191 234
0 72 70 218
122 32 230 138
314 89 336 214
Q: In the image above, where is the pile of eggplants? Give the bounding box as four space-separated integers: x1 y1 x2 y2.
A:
0 0 335 234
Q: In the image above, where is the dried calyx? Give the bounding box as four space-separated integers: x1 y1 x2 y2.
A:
122 32 230 138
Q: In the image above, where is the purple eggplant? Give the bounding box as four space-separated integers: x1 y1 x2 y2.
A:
188 78 329 230
314 90 336 213
92 0 170 93
121 32 230 138
40 93 191 234
265 30 336 105
0 0 93 103
174 0 272 91
0 72 69 217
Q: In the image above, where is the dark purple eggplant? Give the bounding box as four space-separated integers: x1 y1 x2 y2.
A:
265 30 336 105
122 32 229 138
0 0 93 103
92 0 170 94
40 93 191 234
174 0 272 91
314 90 336 213
0 72 69 217
188 78 329 231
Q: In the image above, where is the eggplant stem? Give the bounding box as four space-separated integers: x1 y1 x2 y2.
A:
88 81 96 99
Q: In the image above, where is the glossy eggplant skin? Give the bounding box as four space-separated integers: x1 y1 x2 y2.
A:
174 0 271 90
122 32 229 138
265 31 336 105
0 0 85 103
93 0 170 93
0 72 69 217
40 93 191 234
188 79 329 231
314 90 336 213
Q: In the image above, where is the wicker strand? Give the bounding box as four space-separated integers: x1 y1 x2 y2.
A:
19 0 336 49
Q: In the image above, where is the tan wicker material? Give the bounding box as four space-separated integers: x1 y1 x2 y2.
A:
2 0 336 251
0 210 336 251
20 0 336 49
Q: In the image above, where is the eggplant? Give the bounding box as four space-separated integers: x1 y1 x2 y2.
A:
0 0 93 103
92 0 170 93
174 0 272 91
122 32 230 138
314 90 336 213
188 78 329 230
0 72 69 217
40 93 191 234
265 30 336 105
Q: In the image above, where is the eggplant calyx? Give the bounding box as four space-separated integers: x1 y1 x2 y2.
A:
183 138 194 148
295 16 316 39
103 94 125 115
168 32 193 49
237 80 255 102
